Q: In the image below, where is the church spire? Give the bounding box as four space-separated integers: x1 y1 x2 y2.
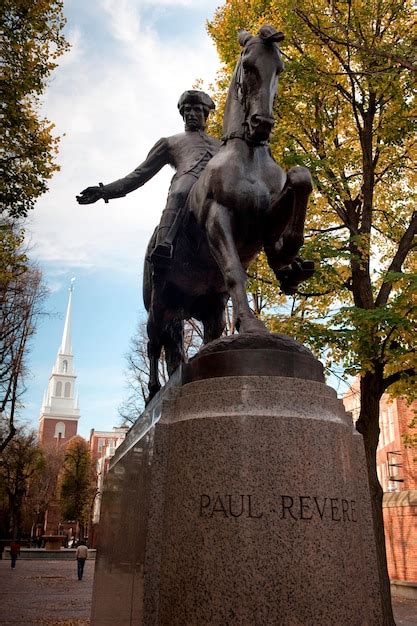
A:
38 278 80 448
60 278 75 355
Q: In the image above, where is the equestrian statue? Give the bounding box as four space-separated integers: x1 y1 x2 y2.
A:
77 25 314 401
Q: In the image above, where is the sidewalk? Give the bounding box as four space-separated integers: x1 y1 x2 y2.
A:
0 559 416 625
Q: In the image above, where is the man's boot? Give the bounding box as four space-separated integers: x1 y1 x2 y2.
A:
150 242 173 268
150 207 181 268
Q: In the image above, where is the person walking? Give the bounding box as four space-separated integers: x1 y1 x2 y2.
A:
75 540 88 580
10 540 20 569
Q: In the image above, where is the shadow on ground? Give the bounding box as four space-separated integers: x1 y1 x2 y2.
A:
0 559 416 625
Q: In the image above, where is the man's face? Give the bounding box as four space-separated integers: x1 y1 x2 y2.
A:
183 104 206 131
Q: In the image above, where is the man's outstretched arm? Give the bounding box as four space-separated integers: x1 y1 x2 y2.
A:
77 137 170 204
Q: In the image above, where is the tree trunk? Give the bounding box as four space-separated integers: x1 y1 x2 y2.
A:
356 372 395 625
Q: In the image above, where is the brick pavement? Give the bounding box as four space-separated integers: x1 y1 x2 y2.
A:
0 559 93 625
0 558 416 625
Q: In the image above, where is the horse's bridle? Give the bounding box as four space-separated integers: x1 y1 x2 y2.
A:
222 42 281 147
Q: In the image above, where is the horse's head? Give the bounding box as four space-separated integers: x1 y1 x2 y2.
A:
236 25 285 143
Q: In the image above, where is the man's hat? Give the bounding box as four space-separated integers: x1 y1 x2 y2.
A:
177 90 215 116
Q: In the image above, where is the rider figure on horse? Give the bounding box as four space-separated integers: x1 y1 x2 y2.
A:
77 90 220 267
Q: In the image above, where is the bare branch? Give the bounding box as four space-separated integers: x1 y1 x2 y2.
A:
376 211 417 307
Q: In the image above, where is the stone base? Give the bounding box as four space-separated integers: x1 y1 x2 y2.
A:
183 332 324 384
91 337 383 625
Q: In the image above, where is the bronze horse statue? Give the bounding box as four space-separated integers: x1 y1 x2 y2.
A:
144 25 314 400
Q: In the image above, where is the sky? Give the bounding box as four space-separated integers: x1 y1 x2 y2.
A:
21 0 224 439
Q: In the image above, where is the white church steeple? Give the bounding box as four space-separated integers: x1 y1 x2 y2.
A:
60 277 74 355
39 280 80 446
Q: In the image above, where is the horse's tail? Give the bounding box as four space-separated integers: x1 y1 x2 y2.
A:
143 227 157 312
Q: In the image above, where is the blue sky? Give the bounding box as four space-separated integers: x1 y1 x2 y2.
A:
21 0 223 438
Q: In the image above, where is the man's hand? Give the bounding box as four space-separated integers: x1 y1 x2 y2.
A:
76 186 103 204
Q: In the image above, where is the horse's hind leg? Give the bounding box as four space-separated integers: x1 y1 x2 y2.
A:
200 293 228 344
146 308 163 402
163 319 185 376
206 201 267 335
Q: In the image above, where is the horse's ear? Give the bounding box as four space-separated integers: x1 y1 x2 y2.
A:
237 29 253 47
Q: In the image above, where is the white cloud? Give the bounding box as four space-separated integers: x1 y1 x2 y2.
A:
100 0 143 45
29 0 221 273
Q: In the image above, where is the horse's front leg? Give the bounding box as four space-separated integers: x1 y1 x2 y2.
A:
265 166 314 293
146 315 162 403
206 201 267 335
146 286 165 402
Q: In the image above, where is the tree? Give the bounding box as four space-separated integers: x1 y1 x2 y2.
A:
58 437 96 540
0 226 47 451
1 0 69 219
208 1 416 622
119 320 204 425
25 443 65 540
0 428 45 538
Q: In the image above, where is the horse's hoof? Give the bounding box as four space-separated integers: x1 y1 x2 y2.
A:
239 317 268 335
280 283 298 296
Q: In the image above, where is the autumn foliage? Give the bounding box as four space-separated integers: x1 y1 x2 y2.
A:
58 436 96 539
1 0 69 219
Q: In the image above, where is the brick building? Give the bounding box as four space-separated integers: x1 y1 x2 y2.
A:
89 426 128 546
89 427 127 463
343 380 417 596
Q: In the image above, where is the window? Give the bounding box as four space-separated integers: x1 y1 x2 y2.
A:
55 381 62 397
55 422 65 439
388 405 395 442
64 382 71 398
379 410 390 448
388 459 400 492
379 412 385 448
98 438 106 453
377 461 389 491
62 360 68 373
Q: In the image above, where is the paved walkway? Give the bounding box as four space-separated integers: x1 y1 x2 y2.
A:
0 559 416 625
0 559 93 625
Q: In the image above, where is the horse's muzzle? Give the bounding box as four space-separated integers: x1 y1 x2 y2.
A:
249 114 274 141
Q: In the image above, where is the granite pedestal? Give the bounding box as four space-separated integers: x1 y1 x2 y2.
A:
91 334 383 625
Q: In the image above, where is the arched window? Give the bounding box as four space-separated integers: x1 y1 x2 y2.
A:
55 381 62 396
64 382 71 398
62 360 68 373
54 422 65 439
